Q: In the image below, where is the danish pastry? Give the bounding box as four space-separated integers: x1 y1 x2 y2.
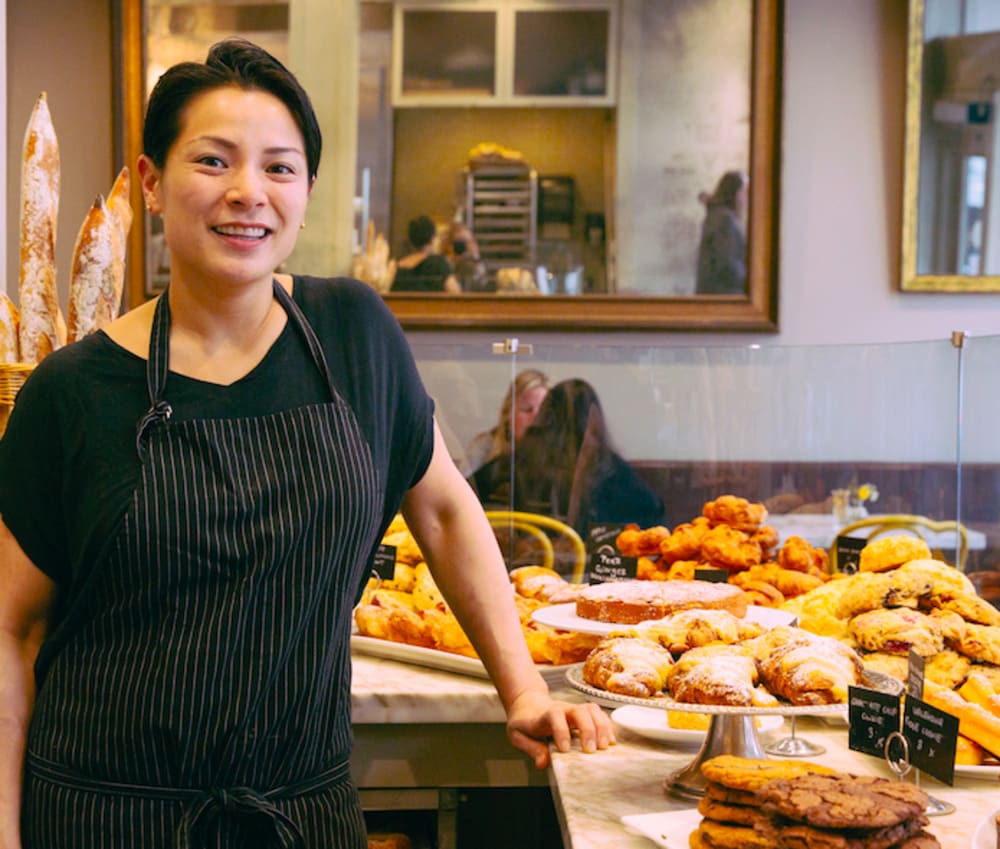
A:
632 608 764 654
582 636 674 698
667 644 776 707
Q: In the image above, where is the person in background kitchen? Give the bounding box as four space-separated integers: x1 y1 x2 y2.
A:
441 219 491 292
472 378 666 543
695 169 748 295
0 38 612 849
390 214 461 294
462 367 551 477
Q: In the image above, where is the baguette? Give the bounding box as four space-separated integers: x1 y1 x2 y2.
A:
0 294 19 363
18 92 62 363
922 680 1000 758
107 166 133 306
67 195 116 342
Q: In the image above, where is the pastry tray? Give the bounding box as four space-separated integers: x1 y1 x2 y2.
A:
350 633 573 686
564 664 902 714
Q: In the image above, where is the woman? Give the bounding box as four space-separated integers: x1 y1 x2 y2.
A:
0 39 611 849
473 379 666 536
390 215 461 293
695 170 748 295
463 367 550 476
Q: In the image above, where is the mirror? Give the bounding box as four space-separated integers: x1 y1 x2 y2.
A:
902 0 1000 291
116 0 781 331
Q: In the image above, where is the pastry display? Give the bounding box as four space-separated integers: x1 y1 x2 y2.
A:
353 524 600 666
574 579 748 624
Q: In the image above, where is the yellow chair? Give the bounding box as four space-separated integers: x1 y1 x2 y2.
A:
485 510 589 584
828 513 969 572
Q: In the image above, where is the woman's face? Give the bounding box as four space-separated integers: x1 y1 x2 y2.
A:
139 86 311 292
513 385 548 440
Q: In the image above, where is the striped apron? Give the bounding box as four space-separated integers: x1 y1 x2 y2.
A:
22 282 377 849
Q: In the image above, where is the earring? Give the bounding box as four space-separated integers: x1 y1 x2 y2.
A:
300 221 306 230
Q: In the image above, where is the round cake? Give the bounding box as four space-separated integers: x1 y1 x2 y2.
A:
575 579 748 624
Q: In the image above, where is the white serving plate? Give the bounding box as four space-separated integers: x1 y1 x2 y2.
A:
621 808 702 849
531 602 795 635
349 634 572 685
972 807 1000 849
955 762 1000 782
611 704 782 744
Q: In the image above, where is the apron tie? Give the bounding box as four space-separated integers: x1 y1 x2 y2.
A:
176 786 303 849
27 751 350 849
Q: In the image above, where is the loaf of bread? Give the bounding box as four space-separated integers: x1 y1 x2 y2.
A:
0 294 18 363
18 92 63 363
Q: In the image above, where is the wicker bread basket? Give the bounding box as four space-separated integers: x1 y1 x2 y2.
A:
0 363 34 438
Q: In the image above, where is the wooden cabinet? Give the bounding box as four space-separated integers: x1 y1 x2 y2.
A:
392 1 617 106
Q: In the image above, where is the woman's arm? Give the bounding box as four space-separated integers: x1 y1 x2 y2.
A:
0 517 56 849
401 422 614 768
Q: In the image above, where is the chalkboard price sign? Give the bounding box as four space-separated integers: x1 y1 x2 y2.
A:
902 695 959 786
587 523 637 584
834 536 866 575
373 544 396 580
848 685 901 758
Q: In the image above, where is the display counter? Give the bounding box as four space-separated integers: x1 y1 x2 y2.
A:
351 654 999 849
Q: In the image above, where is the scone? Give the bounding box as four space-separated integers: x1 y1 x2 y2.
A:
848 607 944 657
834 570 930 620
581 636 674 698
858 535 932 573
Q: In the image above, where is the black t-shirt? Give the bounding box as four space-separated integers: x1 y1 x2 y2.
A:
391 254 453 292
0 275 435 587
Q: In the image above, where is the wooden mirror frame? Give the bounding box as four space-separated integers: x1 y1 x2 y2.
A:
115 0 782 331
901 0 1000 292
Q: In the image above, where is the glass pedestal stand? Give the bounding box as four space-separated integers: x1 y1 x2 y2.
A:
764 714 826 757
664 712 769 800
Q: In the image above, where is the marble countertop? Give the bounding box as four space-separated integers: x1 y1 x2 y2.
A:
351 651 999 849
550 717 1000 849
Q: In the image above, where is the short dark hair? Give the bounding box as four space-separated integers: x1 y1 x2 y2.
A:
407 215 437 249
142 37 322 182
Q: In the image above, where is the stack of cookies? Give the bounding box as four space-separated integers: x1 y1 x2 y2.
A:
754 773 939 849
693 756 837 849
692 757 940 849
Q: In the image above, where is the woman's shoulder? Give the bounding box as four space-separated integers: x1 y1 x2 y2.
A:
293 274 389 317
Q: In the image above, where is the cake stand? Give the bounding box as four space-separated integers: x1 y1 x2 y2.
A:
566 666 902 800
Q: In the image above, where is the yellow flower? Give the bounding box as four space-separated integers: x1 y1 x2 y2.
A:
856 483 879 503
